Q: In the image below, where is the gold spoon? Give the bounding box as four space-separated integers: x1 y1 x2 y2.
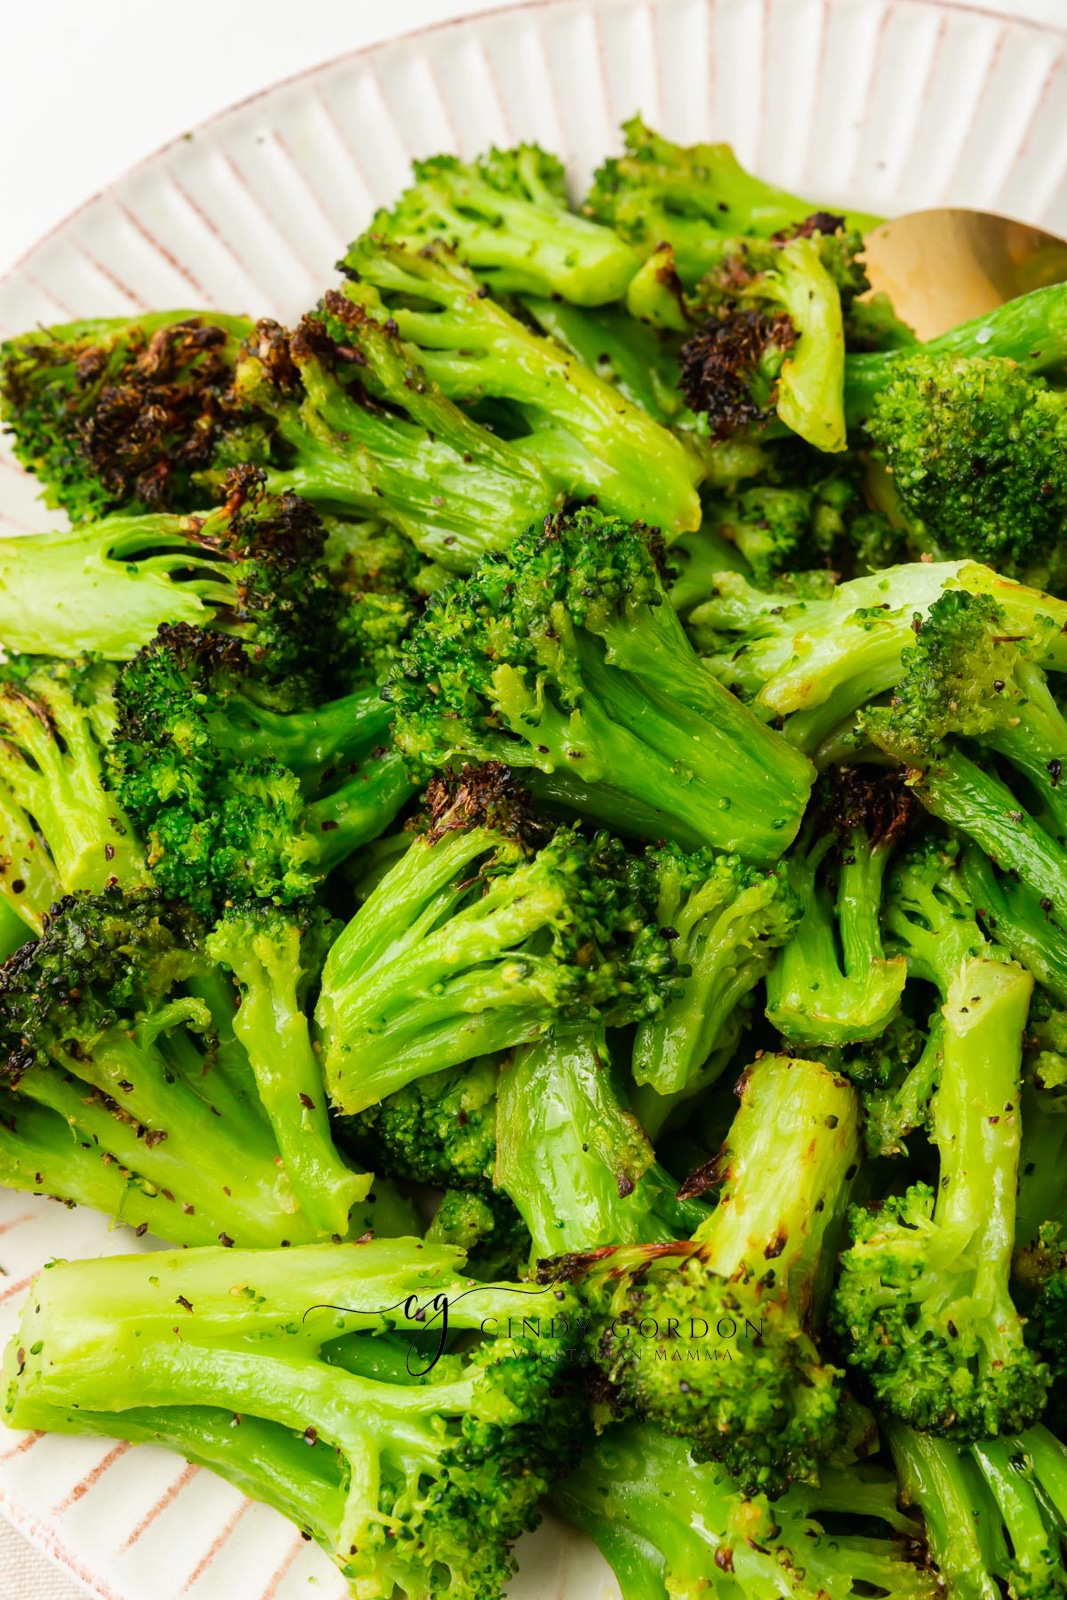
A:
861 208 1067 341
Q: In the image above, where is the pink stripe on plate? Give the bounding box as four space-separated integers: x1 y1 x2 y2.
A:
259 1531 311 1600
181 1495 253 1592
121 1461 199 1550
54 1441 133 1514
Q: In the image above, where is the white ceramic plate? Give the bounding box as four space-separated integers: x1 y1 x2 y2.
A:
0 0 1066 1594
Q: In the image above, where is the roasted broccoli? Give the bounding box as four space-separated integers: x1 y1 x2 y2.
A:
364 143 640 303
543 1053 862 1495
832 839 1046 1437
387 507 814 859
316 765 677 1114
0 887 386 1247
765 768 914 1046
336 239 705 539
110 623 414 912
556 1421 936 1600
3 1238 584 1600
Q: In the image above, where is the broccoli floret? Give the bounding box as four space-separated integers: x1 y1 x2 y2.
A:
336 239 705 539
0 886 390 1248
110 624 415 912
363 144 640 303
555 1421 936 1600
0 467 340 694
543 1053 862 1495
323 516 444 684
888 1419 1067 1600
766 768 914 1046
1 309 556 572
0 311 257 520
315 766 678 1114
583 117 878 285
865 587 1067 931
631 842 798 1101
831 1009 942 1160
672 226 853 452
844 285 1067 584
3 1238 585 1599
387 508 814 859
425 1189 531 1283
495 1027 710 1264
344 1055 501 1195
0 654 147 936
832 860 1046 1437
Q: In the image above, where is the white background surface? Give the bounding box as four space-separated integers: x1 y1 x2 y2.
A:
0 0 1063 1592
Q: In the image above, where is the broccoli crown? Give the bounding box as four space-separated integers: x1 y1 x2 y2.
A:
0 311 259 519
344 1056 500 1193
388 507 813 861
542 1054 861 1496
318 766 680 1113
111 622 411 913
883 833 993 989
556 1422 936 1600
632 841 799 1099
425 1187 531 1283
679 308 797 439
832 949 1046 1441
583 117 869 286
3 1240 586 1600
0 652 147 920
324 516 437 684
361 143 641 304
0 885 205 1078
865 353 1067 584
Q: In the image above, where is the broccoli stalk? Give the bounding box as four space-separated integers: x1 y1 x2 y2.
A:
111 625 415 911
387 509 814 860
337 240 705 539
961 845 1067 1007
0 888 382 1249
765 770 912 1046
0 656 146 933
832 852 1046 1436
583 117 879 285
315 767 677 1114
0 468 339 693
887 1419 1067 1600
554 1421 936 1600
364 144 641 303
544 1053 861 1495
631 843 797 1100
2 1238 584 1599
205 904 372 1238
494 1028 709 1262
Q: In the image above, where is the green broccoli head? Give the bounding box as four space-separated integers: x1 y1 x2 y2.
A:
387 507 813 861
833 951 1047 1441
360 143 640 304
343 1056 500 1194
111 622 413 913
317 764 680 1113
864 354 1067 587
0 311 259 520
542 1054 862 1496
323 516 442 684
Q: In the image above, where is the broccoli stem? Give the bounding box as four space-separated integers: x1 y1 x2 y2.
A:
885 1419 1004 1600
494 1030 708 1261
844 285 1067 425
205 917 372 1238
960 846 1067 1007
913 748 1067 929
300 751 416 874
206 682 394 780
0 789 59 936
0 518 236 658
690 1054 860 1318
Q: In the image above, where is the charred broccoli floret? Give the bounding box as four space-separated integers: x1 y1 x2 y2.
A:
0 887 390 1248
316 766 677 1114
0 468 339 694
765 768 914 1046
556 1421 936 1600
336 239 704 539
387 508 813 859
110 624 414 912
543 1053 862 1496
364 143 640 303
3 1238 584 1600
